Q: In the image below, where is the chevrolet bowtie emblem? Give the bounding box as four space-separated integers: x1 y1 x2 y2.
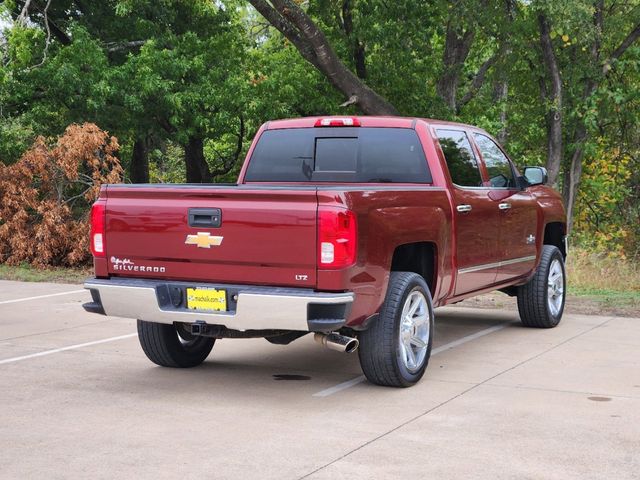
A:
185 232 223 249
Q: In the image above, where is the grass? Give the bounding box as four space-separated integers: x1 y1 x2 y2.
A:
565 249 640 314
0 263 91 284
566 249 640 292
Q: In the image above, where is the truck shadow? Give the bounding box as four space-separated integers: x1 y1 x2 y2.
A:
101 308 523 398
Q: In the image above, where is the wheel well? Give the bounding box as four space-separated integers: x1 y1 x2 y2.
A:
390 243 436 294
544 222 567 258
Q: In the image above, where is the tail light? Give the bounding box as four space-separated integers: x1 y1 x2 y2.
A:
314 117 361 127
318 207 357 269
90 201 106 257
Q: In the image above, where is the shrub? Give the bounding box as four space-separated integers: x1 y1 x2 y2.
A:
0 123 122 267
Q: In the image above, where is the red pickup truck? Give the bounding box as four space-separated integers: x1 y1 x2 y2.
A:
83 116 567 387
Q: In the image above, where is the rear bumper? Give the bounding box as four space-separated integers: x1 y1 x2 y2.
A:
83 278 354 332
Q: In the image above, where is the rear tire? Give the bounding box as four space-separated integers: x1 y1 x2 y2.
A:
517 245 566 328
137 320 215 367
358 272 434 387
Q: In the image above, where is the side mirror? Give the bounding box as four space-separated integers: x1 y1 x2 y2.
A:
523 166 548 186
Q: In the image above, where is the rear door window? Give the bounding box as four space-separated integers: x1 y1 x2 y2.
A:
244 127 431 183
435 129 483 187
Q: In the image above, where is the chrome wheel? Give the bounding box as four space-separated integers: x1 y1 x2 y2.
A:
547 259 564 316
399 290 430 373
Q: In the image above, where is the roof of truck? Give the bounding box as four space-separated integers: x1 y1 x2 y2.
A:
264 116 479 131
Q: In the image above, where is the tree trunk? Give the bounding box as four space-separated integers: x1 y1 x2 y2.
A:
436 22 475 113
354 42 367 80
184 136 212 183
248 0 398 115
302 34 396 114
562 125 587 234
562 1 602 232
129 137 149 183
341 0 367 79
436 69 460 113
538 13 563 188
493 79 509 145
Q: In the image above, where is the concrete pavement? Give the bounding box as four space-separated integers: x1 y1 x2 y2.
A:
0 279 638 479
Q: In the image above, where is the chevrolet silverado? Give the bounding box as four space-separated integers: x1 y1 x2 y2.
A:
83 116 567 387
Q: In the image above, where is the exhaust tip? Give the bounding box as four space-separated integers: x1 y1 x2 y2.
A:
344 338 359 353
314 332 359 353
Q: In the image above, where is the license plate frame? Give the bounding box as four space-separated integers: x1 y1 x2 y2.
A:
186 287 227 312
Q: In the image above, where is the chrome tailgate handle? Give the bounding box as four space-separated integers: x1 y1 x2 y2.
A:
498 203 512 210
188 208 222 228
456 204 472 213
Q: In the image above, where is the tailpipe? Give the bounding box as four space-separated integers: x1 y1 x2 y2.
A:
314 332 359 353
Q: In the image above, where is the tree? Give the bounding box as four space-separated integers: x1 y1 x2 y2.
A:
2 0 640 249
2 0 249 183
531 0 640 231
247 0 398 114
0 123 122 266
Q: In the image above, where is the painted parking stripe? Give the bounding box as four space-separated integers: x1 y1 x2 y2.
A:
0 289 86 305
312 322 511 397
0 333 137 365
430 323 510 355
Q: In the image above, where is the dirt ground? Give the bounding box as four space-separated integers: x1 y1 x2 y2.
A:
456 292 639 317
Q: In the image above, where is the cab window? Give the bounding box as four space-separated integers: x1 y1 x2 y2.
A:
245 127 431 183
436 129 483 187
473 134 516 188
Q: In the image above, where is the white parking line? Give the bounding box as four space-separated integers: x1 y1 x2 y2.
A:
0 289 86 305
312 322 511 397
0 333 137 365
430 323 509 355
312 375 367 397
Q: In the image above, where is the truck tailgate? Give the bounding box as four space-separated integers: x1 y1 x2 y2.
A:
104 186 318 287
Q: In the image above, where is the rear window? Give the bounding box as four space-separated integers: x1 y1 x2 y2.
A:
244 127 432 183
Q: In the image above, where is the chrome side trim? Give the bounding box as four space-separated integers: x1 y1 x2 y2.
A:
458 261 500 274
458 255 536 274
500 255 537 267
85 280 354 331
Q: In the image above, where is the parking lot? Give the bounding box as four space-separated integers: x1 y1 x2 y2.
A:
1 279 638 479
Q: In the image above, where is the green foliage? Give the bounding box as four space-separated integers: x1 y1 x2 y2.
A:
149 142 185 183
1 0 639 256
573 139 639 258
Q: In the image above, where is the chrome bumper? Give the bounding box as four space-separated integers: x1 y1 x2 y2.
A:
83 278 354 332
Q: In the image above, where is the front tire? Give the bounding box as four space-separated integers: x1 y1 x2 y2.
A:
358 272 434 387
517 245 566 328
137 320 215 367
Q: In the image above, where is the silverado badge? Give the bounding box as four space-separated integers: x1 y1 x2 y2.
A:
185 232 223 249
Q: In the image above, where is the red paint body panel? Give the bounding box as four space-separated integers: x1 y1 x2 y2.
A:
93 116 566 328
315 188 452 327
103 186 318 287
450 186 500 295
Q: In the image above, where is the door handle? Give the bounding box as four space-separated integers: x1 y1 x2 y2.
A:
498 203 512 210
456 204 472 213
188 208 222 228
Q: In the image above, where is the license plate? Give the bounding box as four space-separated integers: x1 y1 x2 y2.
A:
186 288 227 312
